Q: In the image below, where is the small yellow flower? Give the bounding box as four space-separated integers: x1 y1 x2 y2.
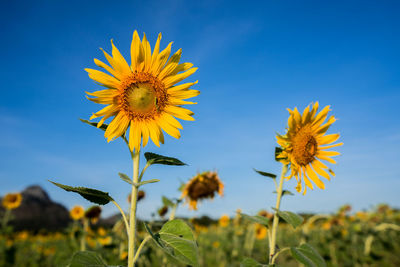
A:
218 214 230 227
2 193 22 210
277 102 342 194
181 171 224 210
97 227 107 236
70 205 84 220
212 241 220 248
120 251 128 260
255 224 267 240
97 236 112 246
86 30 199 152
16 231 29 241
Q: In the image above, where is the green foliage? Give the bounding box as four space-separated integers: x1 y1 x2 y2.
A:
240 213 270 227
240 257 267 267
290 244 326 267
272 190 294 196
162 196 175 207
145 219 199 266
273 208 304 228
49 181 113 205
144 152 186 166
253 169 277 179
118 173 132 185
68 251 107 267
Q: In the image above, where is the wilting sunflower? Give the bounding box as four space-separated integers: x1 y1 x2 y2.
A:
70 205 84 220
85 206 102 224
276 102 342 194
181 171 224 210
2 193 22 210
158 206 169 217
85 30 199 151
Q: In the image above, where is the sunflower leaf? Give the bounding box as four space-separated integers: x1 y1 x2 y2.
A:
49 180 113 205
253 168 277 179
290 243 326 267
240 213 270 227
118 173 133 185
162 196 175 207
273 190 294 196
240 257 269 267
80 119 108 131
144 152 186 166
136 179 160 187
69 251 107 267
272 208 304 228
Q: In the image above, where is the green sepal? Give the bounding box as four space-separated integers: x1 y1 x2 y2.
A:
162 196 175 207
118 173 133 185
273 190 294 196
49 180 113 205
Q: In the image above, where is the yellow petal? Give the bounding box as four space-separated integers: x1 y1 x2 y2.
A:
141 123 150 147
141 33 152 72
111 40 131 75
165 106 195 121
152 42 173 75
90 104 119 119
163 68 198 88
318 150 340 157
311 161 331 180
315 116 336 134
169 89 200 100
319 142 343 150
170 62 193 76
302 105 311 124
317 133 340 145
158 49 182 80
151 33 162 68
306 165 325 189
317 155 337 164
162 113 183 129
312 105 330 127
158 118 181 139
94 59 121 80
85 68 120 88
105 113 129 142
168 81 198 93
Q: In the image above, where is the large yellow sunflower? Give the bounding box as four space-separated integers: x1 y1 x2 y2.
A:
2 193 22 210
276 102 342 195
85 31 199 151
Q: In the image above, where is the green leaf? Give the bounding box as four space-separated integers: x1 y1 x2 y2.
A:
144 152 186 166
80 119 108 132
118 173 133 185
145 219 199 267
136 179 160 187
68 251 107 267
253 168 277 179
273 190 294 196
290 244 326 267
49 181 113 205
273 208 304 228
275 147 284 161
162 196 175 207
240 257 263 267
240 213 269 227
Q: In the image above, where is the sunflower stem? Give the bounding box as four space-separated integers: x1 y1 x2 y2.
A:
128 149 140 267
80 218 88 251
269 164 288 264
1 209 11 232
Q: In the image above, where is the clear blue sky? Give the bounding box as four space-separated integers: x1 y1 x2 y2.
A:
1 0 399 219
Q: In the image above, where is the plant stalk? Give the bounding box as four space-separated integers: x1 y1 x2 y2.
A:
128 149 140 267
269 164 288 264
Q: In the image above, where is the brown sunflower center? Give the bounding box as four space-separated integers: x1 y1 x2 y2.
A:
6 195 18 203
118 72 168 121
292 125 317 166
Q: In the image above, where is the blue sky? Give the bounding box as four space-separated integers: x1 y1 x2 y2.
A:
1 0 399 219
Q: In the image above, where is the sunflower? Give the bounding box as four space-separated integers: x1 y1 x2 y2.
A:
70 205 84 220
158 206 169 217
218 214 230 227
2 193 22 210
276 102 342 194
181 171 224 210
85 206 102 224
255 224 267 240
85 30 199 151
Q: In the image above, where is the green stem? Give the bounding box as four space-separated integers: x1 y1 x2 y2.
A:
133 235 151 263
271 247 290 263
111 200 129 237
269 164 288 264
1 209 11 232
128 149 140 267
169 197 182 221
80 218 88 251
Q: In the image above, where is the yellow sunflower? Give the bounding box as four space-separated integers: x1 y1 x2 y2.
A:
255 224 267 240
2 193 22 210
85 30 199 151
276 102 343 194
181 171 224 210
70 205 84 220
218 214 230 227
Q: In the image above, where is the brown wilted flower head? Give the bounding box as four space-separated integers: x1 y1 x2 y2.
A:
2 193 23 210
258 210 274 220
127 191 146 203
158 206 169 217
181 171 224 210
85 206 102 224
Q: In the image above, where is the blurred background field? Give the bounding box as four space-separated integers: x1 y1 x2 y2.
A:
1 186 400 266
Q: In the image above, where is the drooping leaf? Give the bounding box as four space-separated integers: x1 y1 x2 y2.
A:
49 181 113 205
80 119 108 132
272 190 294 196
290 243 326 267
240 257 264 267
272 208 304 229
240 213 269 227
145 219 198 267
162 196 175 207
118 173 133 185
69 251 107 267
253 168 277 179
144 152 186 166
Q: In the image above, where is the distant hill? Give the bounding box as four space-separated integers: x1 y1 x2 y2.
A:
0 185 71 231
